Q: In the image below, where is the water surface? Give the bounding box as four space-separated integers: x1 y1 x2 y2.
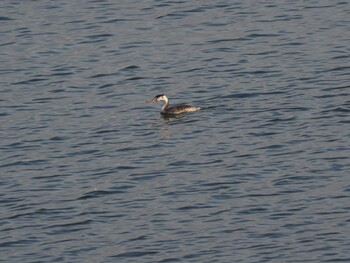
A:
1 1 350 262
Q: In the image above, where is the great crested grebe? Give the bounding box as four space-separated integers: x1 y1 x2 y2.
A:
147 94 200 115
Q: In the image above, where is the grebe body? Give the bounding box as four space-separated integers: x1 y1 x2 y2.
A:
147 94 200 115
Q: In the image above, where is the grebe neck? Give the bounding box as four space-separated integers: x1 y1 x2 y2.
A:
161 96 169 112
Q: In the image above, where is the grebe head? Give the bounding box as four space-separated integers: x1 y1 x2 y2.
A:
146 94 168 104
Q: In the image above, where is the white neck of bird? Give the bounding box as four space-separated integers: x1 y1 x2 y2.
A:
161 96 169 112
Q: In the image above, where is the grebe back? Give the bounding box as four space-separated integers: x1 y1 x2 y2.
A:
147 94 200 115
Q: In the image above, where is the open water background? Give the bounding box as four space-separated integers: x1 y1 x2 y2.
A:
1 1 350 262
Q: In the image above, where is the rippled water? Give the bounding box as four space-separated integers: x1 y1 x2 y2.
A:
1 1 350 262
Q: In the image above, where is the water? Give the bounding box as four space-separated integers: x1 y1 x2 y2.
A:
1 0 350 262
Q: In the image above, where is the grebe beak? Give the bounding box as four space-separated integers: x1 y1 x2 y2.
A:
146 96 157 104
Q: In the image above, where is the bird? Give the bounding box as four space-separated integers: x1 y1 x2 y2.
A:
146 94 200 115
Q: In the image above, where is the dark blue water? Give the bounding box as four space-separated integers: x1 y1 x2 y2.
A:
1 1 350 262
